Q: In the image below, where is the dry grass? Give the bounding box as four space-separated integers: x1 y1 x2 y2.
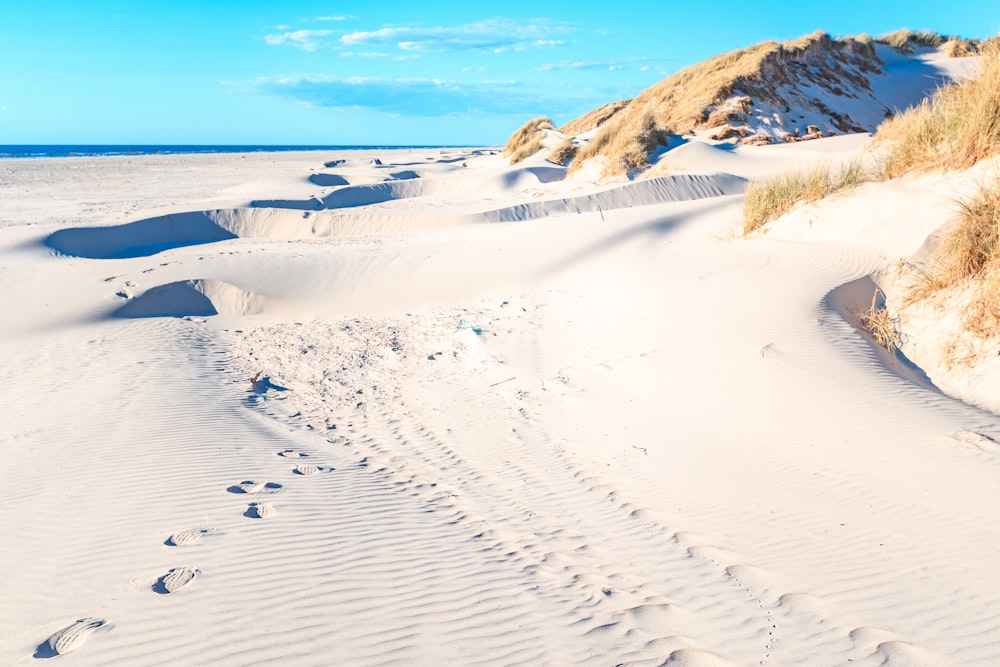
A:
545 138 578 166
741 159 869 235
570 111 671 176
940 185 1000 284
918 183 1000 336
568 31 878 177
568 38 782 177
875 44 1000 177
508 137 545 164
876 30 982 57
560 100 631 135
504 117 554 164
875 29 948 52
859 289 903 353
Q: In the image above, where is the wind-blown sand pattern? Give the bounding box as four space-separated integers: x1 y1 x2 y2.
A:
1 133 999 666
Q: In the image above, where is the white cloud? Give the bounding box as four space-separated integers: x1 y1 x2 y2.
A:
339 18 574 53
314 15 354 21
339 51 391 58
535 60 625 72
264 29 334 52
251 73 601 118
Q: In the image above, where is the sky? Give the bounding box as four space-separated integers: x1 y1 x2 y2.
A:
0 1 997 146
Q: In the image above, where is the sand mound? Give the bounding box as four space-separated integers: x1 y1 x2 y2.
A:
45 211 239 259
482 173 746 222
307 173 350 187
115 279 265 318
254 165 566 211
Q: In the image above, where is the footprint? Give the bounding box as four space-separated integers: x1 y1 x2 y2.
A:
228 480 283 494
36 618 109 657
165 528 214 547
245 502 276 519
153 567 199 594
293 464 334 476
277 449 310 458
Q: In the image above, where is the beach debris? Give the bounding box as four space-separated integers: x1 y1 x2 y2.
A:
458 319 487 335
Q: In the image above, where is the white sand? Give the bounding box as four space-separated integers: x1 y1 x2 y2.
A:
1 136 999 667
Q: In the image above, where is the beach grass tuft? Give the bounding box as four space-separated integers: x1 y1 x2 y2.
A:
545 138 578 166
859 289 903 353
875 29 948 52
570 111 670 176
918 182 1000 336
875 43 1000 177
741 159 869 235
504 117 555 164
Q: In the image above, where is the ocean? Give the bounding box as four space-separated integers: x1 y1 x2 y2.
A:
0 145 456 159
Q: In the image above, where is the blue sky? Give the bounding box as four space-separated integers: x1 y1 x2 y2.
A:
0 1 996 145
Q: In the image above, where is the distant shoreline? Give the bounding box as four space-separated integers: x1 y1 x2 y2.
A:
0 144 478 159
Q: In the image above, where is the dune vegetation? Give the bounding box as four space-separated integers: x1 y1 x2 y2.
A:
874 41 1000 335
559 99 631 136
741 160 868 235
571 111 670 175
744 39 998 235
875 29 949 51
860 289 904 353
567 31 881 177
875 44 1000 178
545 138 578 166
919 183 1000 336
504 117 555 164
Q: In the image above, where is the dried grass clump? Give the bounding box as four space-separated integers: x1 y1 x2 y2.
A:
875 29 947 52
859 289 903 353
508 137 545 164
875 45 1000 177
741 159 869 235
560 100 631 135
545 138 578 166
941 185 1000 284
504 117 555 164
571 112 671 176
924 184 1000 335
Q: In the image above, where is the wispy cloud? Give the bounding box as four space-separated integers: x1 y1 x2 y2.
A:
251 74 609 119
339 18 574 53
338 51 420 61
535 61 625 72
339 51 391 58
264 29 333 52
314 15 354 22
534 57 659 72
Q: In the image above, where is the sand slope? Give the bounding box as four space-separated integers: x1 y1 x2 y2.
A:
1 142 999 666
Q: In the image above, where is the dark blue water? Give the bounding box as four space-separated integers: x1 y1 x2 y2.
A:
0 145 457 159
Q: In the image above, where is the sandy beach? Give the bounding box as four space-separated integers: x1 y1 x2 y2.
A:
0 131 998 667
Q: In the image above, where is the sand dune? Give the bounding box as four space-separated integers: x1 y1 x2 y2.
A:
2 138 999 666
